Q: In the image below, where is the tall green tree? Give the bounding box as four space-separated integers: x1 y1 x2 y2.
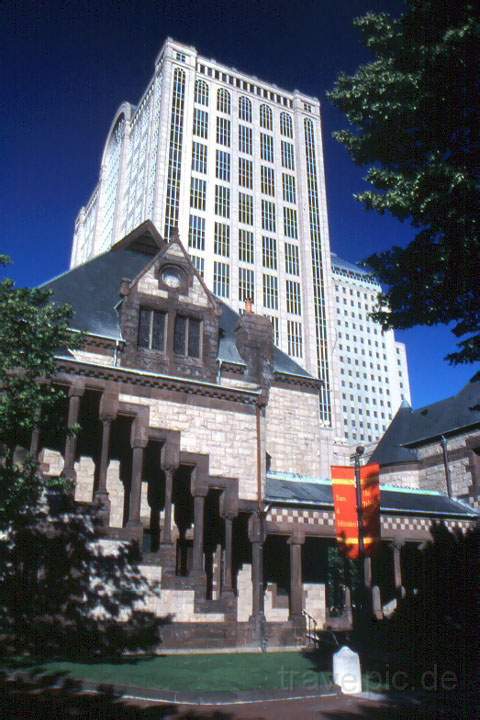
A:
328 1 480 372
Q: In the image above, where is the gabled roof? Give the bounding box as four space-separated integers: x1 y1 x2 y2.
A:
42 238 313 380
265 470 479 520
370 381 480 467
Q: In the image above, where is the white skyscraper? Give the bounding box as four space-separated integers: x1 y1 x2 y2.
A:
70 37 410 443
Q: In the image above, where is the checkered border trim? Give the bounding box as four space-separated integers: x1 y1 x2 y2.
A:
266 506 474 534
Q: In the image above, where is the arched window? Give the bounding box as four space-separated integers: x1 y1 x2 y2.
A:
260 104 273 131
194 79 209 106
280 112 293 138
239 96 252 122
217 88 231 114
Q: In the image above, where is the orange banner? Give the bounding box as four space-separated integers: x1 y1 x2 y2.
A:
331 464 381 559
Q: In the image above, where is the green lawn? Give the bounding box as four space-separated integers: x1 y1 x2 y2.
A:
2 651 333 693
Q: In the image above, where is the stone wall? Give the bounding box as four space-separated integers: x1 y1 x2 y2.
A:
119 393 259 500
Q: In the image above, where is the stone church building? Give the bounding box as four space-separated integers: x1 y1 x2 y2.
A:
36 221 478 649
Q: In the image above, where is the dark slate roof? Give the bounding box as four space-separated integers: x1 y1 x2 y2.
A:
370 381 480 466
265 471 479 519
330 253 376 280
42 246 313 379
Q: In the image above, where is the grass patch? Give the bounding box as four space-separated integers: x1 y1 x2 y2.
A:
1 651 333 693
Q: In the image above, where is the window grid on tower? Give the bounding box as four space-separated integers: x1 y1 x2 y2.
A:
194 79 209 106
193 108 208 139
216 150 231 181
261 199 276 232
265 315 280 345
285 242 299 275
260 133 274 162
263 274 278 310
188 215 205 250
262 236 277 270
215 185 230 218
192 142 207 174
282 173 296 204
239 192 253 225
239 96 252 122
239 158 253 189
239 267 255 302
286 280 302 315
261 166 275 196
164 68 186 238
281 141 295 170
190 177 206 210
287 320 303 358
280 112 293 138
260 104 273 130
305 117 331 423
239 229 254 263
190 254 205 277
217 88 231 114
239 125 252 154
213 261 230 298
214 221 230 257
283 207 298 239
216 117 231 146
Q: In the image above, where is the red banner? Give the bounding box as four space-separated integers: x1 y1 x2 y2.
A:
331 464 381 559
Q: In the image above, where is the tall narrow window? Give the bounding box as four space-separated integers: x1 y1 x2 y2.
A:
214 261 230 298
193 108 208 139
215 185 230 217
260 104 273 130
280 112 293 138
263 274 278 310
192 142 207 173
190 177 206 210
239 125 252 154
217 88 231 114
282 173 296 203
216 117 231 146
164 68 186 238
287 320 303 358
194 79 209 106
239 267 255 302
265 315 279 345
239 192 253 225
174 316 201 358
262 236 277 270
285 242 299 275
239 158 253 189
261 199 276 232
260 133 274 162
190 255 205 277
261 166 275 196
286 280 302 315
214 222 230 256
138 308 166 351
239 96 252 122
281 141 295 170
188 215 205 250
239 229 254 263
283 206 298 238
216 150 231 181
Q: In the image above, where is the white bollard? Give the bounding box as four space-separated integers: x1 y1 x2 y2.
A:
333 645 362 695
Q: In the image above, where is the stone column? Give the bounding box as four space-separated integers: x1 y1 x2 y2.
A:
126 418 148 543
94 386 118 525
63 381 85 482
192 490 207 576
223 514 234 595
161 467 174 544
249 513 266 628
288 532 305 622
392 541 406 599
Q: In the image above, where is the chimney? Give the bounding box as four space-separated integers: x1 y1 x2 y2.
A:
235 309 274 392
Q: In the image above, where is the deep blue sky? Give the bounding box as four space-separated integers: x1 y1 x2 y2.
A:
1 0 475 407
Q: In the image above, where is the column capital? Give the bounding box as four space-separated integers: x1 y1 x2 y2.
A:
161 442 180 472
99 385 119 421
248 512 266 543
391 538 405 550
130 417 149 449
68 380 85 398
192 486 209 498
288 530 305 546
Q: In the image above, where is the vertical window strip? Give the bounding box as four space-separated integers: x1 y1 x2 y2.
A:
190 254 205 277
190 177 206 210
239 267 255 302
281 141 295 170
239 125 253 154
188 215 205 250
216 150 231 181
283 206 298 239
164 68 186 238
285 242 299 275
216 117 231 146
287 320 303 358
215 185 230 218
261 166 275 196
239 192 253 225
239 158 253 189
214 221 230 256
194 79 209 106
280 112 293 138
213 261 230 298
263 273 278 310
286 279 302 315
261 199 276 232
265 315 280 345
239 229 254 263
262 236 277 270
192 142 207 173
193 108 208 139
239 96 252 122
305 118 331 422
260 133 274 162
260 104 273 130
282 173 296 204
217 88 231 113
